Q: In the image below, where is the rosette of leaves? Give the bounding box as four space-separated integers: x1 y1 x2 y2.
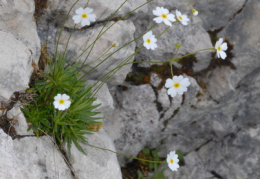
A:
22 53 101 154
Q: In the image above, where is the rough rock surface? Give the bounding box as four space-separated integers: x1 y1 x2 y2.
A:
1 0 260 178
0 0 40 101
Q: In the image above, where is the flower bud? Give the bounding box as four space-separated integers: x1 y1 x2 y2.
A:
192 9 198 16
176 42 182 49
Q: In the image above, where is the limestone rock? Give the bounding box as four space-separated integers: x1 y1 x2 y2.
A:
194 0 247 31
0 0 40 101
69 129 122 179
0 31 34 101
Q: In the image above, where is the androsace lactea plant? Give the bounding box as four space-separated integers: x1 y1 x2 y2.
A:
21 0 228 176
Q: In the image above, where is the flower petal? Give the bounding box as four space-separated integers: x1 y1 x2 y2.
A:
76 7 84 15
217 51 220 58
61 94 70 100
85 7 93 14
165 79 174 88
168 88 177 97
153 7 161 16
161 8 169 15
153 17 163 23
73 15 82 24
215 38 223 48
88 14 96 22
81 18 90 26
219 51 227 59
163 19 172 26
176 10 181 17
54 94 61 101
167 14 176 22
64 101 71 109
221 42 228 51
53 101 59 108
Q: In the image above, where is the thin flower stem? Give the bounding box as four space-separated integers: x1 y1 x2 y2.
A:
78 23 157 82
79 46 113 73
45 85 56 104
171 48 215 63
84 0 90 8
170 61 174 77
54 0 80 60
91 45 143 97
63 25 76 56
90 21 178 96
87 143 167 164
77 0 129 67
169 46 181 77
184 0 192 9
71 0 127 65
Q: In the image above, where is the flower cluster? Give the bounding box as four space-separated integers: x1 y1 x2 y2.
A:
142 7 189 51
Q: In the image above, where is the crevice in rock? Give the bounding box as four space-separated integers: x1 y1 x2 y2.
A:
228 0 249 23
161 108 180 132
59 148 80 179
195 138 213 152
209 170 223 179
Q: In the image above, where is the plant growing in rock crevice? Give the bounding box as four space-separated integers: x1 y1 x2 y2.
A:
18 0 230 176
22 53 101 154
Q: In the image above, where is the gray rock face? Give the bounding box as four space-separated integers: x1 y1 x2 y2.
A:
166 67 260 179
104 84 160 164
0 0 40 101
70 129 122 179
1 0 259 178
194 0 247 31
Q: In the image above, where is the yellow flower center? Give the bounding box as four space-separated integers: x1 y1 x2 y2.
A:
217 46 221 51
59 99 65 105
146 38 151 44
170 158 174 164
161 14 167 19
178 16 183 21
81 13 88 18
173 83 180 88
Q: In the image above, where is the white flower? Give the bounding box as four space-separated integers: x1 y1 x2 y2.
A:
53 94 71 111
165 75 190 97
153 7 176 26
72 7 96 26
192 9 198 16
167 151 180 172
215 38 228 59
143 31 157 50
176 10 189 25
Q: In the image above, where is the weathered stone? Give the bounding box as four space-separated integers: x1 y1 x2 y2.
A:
104 83 160 165
0 31 35 101
0 129 72 179
0 0 40 53
0 0 40 101
194 0 247 31
164 67 260 179
7 106 34 136
69 129 122 179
